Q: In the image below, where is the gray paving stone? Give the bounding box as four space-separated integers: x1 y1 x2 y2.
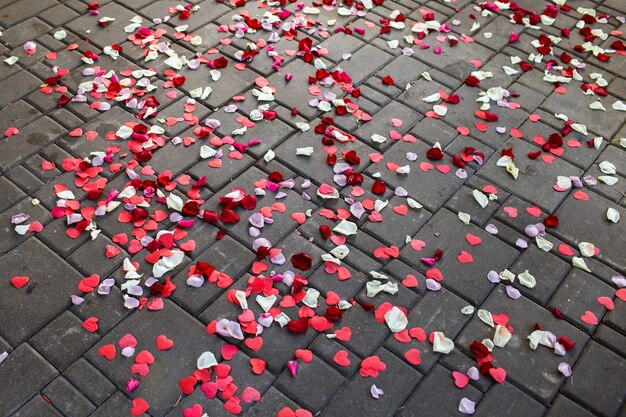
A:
65 3 138 49
275 354 346 413
30 310 101 371
456 286 589 405
544 394 596 417
552 191 626 273
85 300 224 417
0 0 56 25
0 238 82 346
66 234 126 277
473 382 546 417
595 324 626 359
399 209 520 306
320 347 423 417
2 17 51 49
11 395 63 417
561 341 626 417
397 364 483 417
41 376 96 417
246 386 302 416
0 198 49 255
57 106 135 158
548 269 615 333
71 285 131 335
354 100 423 152
0 176 26 213
87 391 148 417
0 116 65 172
5 165 45 195
0 343 58 416
478 138 583 213
171 236 256 316
364 140 472 212
508 244 572 306
63 358 116 406
309 334 361 378
384 287 470 373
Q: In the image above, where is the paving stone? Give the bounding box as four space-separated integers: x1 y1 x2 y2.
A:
540 90 626 139
320 347 423 417
63 358 116 406
413 35 494 82
275 354 346 412
595 324 626 359
399 209 520 305
336 44 395 87
408 117 460 148
0 343 58 416
171 236 256 316
552 191 626 273
478 138 583 213
39 4 80 26
0 198 49 255
444 181 505 227
265 59 326 120
11 395 63 417
456 286 589 405
216 110 292 155
329 303 390 359
0 176 26 213
0 100 41 132
246 386 302 416
201 167 315 247
309 334 361 378
548 269 615 333
186 146 256 192
584 164 626 204
85 300 224 417
180 60 260 110
30 310 101 370
0 0 56 25
66 234 126 277
397 364 483 417
365 140 472 212
5 165 45 195
438 348 493 393
275 128 375 186
442 87 530 150
87 391 148 417
2 17 51 49
473 382 546 417
66 3 138 49
362 195 432 247
604 296 626 337
0 238 82 345
514 110 605 171
307 262 367 302
384 287 470 373
58 106 135 158
508 245 571 306
319 34 365 63
562 341 626 417
163 389 231 417
71 285 131 335
0 116 65 172
353 100 423 152
544 394 597 417
41 376 96 417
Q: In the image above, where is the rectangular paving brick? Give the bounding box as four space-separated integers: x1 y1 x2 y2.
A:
0 238 82 345
0 343 58 416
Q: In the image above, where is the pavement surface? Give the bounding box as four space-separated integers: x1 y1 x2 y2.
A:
0 0 626 416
